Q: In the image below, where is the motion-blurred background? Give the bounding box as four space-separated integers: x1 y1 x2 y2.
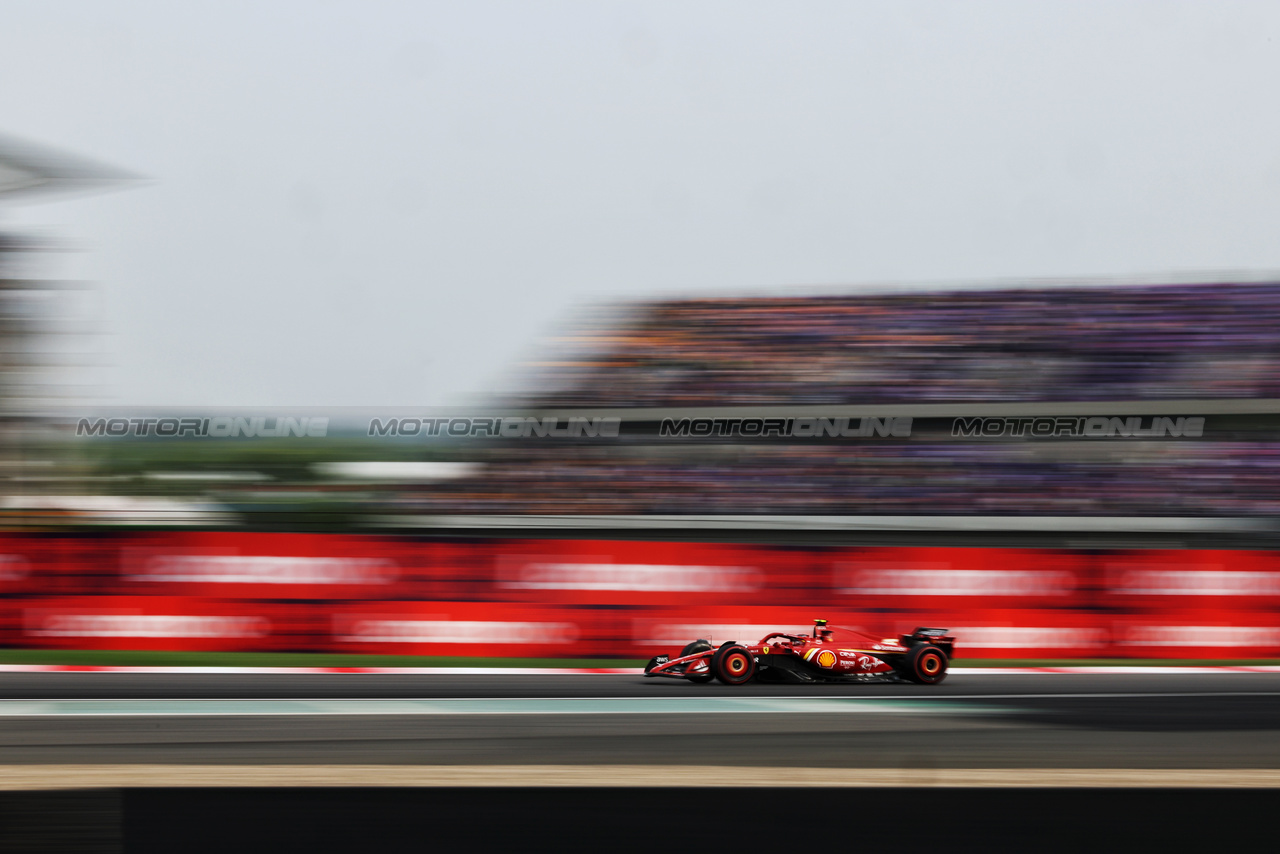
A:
4 2 1280 666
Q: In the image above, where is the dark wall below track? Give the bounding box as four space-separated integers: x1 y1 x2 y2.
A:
4 787 1278 854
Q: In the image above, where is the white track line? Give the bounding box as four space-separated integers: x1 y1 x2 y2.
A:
0 691 1274 718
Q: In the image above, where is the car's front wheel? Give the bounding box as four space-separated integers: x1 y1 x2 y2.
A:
680 640 714 683
712 643 756 685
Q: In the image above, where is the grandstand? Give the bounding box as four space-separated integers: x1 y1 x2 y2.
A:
33 277 1280 537
25 269 1280 535
512 282 1280 407
351 280 1280 533
0 133 133 412
0 132 135 201
0 135 152 526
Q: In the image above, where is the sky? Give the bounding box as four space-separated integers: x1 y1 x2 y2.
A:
3 1 1280 407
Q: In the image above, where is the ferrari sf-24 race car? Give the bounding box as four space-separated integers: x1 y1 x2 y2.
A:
644 620 955 685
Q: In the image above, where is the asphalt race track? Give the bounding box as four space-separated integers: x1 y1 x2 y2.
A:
6 671 1280 852
3 671 1280 771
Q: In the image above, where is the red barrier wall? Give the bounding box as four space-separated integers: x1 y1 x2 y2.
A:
3 533 1280 658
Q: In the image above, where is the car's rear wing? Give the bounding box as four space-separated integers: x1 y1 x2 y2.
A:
900 627 956 659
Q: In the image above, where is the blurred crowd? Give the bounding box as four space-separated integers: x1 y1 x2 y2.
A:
516 282 1280 406
15 279 1280 525
389 442 1280 517
408 281 1280 519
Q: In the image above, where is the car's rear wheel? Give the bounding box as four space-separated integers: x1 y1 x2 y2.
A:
905 643 948 684
680 640 714 683
712 643 756 685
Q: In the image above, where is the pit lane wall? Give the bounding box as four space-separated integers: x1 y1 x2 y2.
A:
3 532 1280 659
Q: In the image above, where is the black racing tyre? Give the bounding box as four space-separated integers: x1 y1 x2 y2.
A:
712 643 756 685
680 640 713 658
680 639 715 683
905 643 948 684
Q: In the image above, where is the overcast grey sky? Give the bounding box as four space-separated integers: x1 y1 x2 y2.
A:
3 1 1280 407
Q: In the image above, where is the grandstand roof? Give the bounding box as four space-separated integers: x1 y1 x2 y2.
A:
0 132 138 202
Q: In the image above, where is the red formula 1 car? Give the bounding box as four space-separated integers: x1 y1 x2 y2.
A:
644 620 954 685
